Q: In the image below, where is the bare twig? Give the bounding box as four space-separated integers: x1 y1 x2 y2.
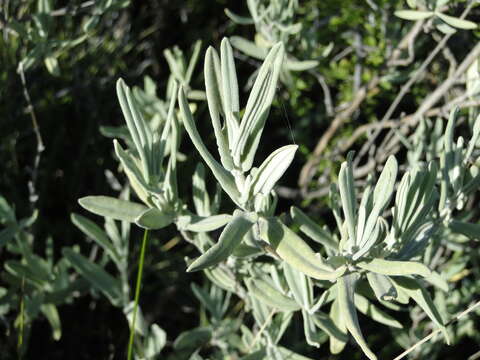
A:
309 71 334 116
299 18 426 189
381 41 480 158
393 299 480 360
356 1 475 166
18 63 45 206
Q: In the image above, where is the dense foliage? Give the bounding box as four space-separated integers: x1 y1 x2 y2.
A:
1 0 480 359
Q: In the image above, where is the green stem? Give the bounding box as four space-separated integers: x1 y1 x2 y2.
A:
127 229 149 360
17 276 25 360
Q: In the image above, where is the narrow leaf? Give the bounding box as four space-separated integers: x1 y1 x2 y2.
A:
357 258 431 278
78 196 148 223
391 277 447 331
354 294 403 329
290 206 337 251
338 154 357 247
177 214 232 232
224 9 255 25
204 47 234 170
250 145 298 197
366 272 397 301
187 212 255 272
337 273 377 360
178 87 241 203
230 36 267 60
135 208 174 230
246 277 300 312
71 213 120 263
285 59 319 71
233 43 285 171
329 298 347 354
259 217 346 281
395 10 434 20
63 248 122 306
436 12 477 30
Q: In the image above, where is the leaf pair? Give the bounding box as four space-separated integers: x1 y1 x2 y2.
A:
338 154 398 259
78 196 174 230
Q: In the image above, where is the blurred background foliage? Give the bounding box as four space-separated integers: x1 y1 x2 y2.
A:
1 0 480 359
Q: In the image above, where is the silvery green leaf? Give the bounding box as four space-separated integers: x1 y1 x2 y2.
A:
302 310 322 347
354 294 402 329
393 163 437 246
40 304 61 340
357 258 431 278
177 214 232 232
233 42 285 172
290 206 337 252
144 324 167 357
372 156 398 213
337 273 377 360
220 38 240 146
329 298 347 354
285 59 319 71
117 79 152 180
192 164 210 216
164 48 185 83
258 217 347 280
230 36 268 60
425 271 449 292
366 272 397 301
312 310 349 343
187 211 255 272
394 10 434 20
179 87 241 204
249 145 298 197
435 22 454 34
113 140 151 205
163 116 179 204
356 156 397 252
224 8 255 25
113 139 143 184
283 262 311 309
309 284 337 314
62 248 122 306
135 208 174 230
105 217 125 252
436 12 477 30
124 302 148 336
79 196 148 223
391 277 447 337
246 277 300 311
173 327 212 350
204 47 235 171
71 213 121 264
156 81 178 174
448 220 480 240
185 40 202 84
445 107 457 153
353 216 387 261
191 283 223 319
338 153 357 248
204 267 237 293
